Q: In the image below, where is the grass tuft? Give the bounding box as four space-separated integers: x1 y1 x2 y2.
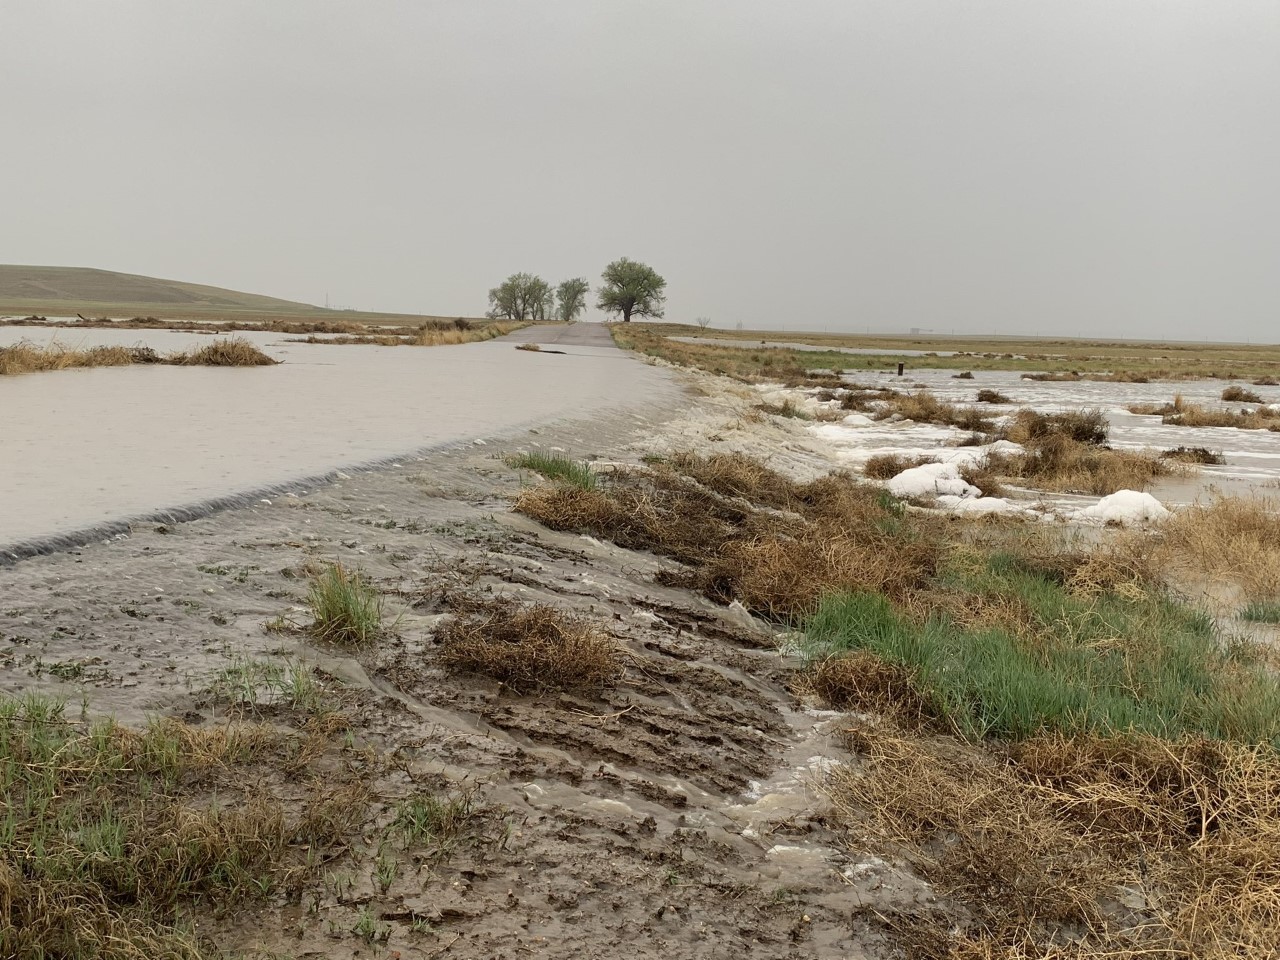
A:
437 600 621 692
1153 497 1280 601
1160 445 1226 465
1 336 276 374
1241 600 1280 624
862 453 936 480
1223 384 1264 403
508 451 598 490
306 563 383 646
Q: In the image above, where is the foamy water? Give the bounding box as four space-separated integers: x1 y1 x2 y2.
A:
1 325 677 555
792 369 1280 503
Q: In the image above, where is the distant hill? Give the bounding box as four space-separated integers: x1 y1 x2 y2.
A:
0 265 459 325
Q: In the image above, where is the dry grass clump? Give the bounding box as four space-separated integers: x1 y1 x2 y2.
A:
169 336 277 366
516 455 940 621
436 600 621 692
976 388 1011 403
1152 496 1280 601
1005 408 1109 446
799 651 930 723
875 390 995 433
667 451 806 508
1223 384 1264 403
414 320 520 346
1130 396 1280 431
754 398 812 419
986 434 1176 495
0 336 276 374
830 724 1280 957
1 340 146 374
1254 376 1279 386
863 453 937 479
515 341 542 352
1160 445 1226 465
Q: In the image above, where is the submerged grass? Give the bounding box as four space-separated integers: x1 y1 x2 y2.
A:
508 451 598 490
1152 496 1280 601
1241 600 1280 624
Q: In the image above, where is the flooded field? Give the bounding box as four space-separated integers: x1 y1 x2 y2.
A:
1 324 678 554
802 368 1280 502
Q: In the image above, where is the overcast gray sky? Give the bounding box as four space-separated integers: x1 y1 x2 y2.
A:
3 1 1278 338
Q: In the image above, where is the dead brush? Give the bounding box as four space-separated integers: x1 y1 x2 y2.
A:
414 321 520 346
695 528 938 621
436 600 621 692
1005 408 1109 446
1159 445 1226 465
669 451 814 507
516 457 937 622
829 723 1280 956
862 453 937 480
984 434 1176 495
169 337 277 366
1222 385 1264 403
1152 496 1280 600
875 390 996 433
1132 397 1280 431
0 339 139 374
799 650 931 724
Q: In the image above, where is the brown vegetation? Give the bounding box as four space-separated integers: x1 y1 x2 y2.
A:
0 336 276 374
515 453 941 621
986 435 1176 495
976 388 1011 403
1152 496 1280 600
1004 408 1109 446
830 724 1280 956
874 390 995 432
436 600 621 692
1223 385 1265 403
1160 446 1226 465
862 453 937 479
1129 396 1280 431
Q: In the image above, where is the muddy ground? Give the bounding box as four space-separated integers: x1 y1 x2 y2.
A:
0 372 939 959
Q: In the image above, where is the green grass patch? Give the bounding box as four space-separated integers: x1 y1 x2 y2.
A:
508 451 598 490
805 556 1280 743
1241 599 1280 624
307 563 383 646
0 694 292 959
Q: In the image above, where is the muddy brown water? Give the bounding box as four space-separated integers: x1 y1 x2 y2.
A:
1 322 676 558
0 392 924 958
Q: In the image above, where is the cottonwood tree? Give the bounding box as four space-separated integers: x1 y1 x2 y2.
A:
695 316 712 332
556 278 590 323
487 273 555 321
596 258 665 323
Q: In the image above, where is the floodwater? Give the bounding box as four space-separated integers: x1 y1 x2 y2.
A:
802 368 1280 503
1 324 677 554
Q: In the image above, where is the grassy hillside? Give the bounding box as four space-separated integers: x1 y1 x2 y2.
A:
0 265 474 326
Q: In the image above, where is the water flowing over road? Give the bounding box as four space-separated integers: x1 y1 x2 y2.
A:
1 322 675 556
